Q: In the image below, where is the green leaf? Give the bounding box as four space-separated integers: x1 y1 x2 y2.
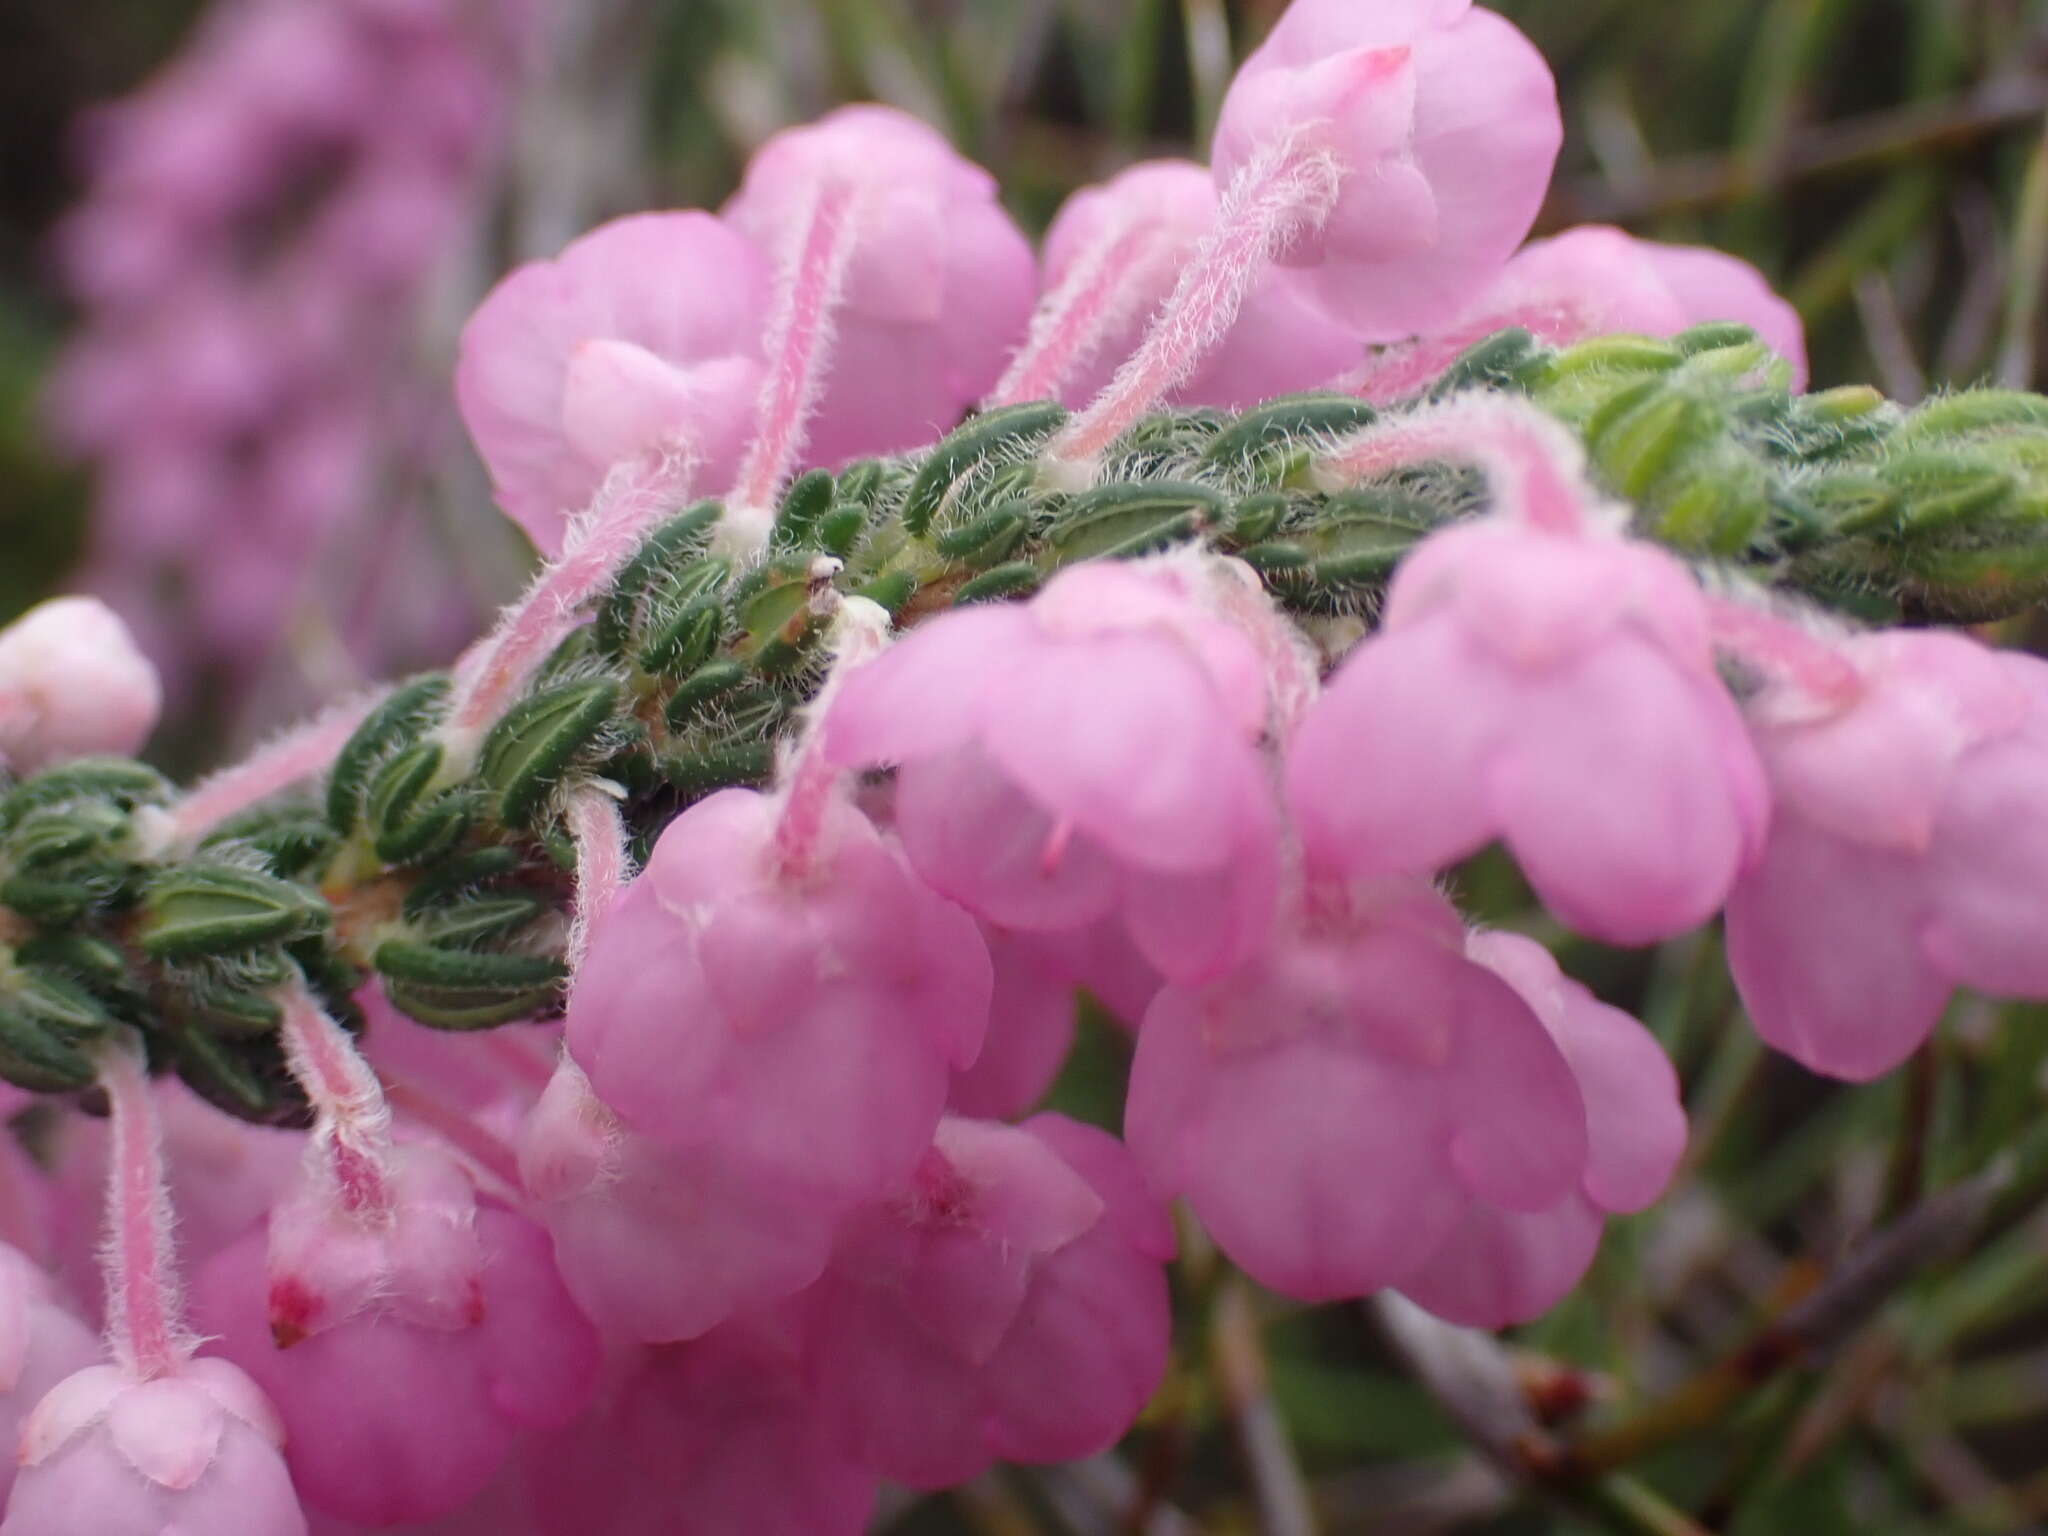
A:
0 759 171 834
1202 392 1378 469
0 1005 94 1092
325 674 450 833
477 678 621 830
663 661 750 731
902 402 1068 538
593 502 722 658
137 866 327 962
1044 480 1221 564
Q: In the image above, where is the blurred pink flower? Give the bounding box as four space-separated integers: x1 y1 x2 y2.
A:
455 213 771 556
1728 631 2048 1079
1212 0 1562 341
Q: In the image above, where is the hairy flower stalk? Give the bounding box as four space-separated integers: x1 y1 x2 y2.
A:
157 692 384 853
445 451 696 742
97 1036 187 1381
721 177 863 555
771 590 891 876
987 213 1172 409
564 781 633 973
1314 392 1612 536
1043 134 1343 480
274 978 394 1222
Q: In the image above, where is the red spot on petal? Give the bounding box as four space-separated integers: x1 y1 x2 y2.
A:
268 1276 321 1350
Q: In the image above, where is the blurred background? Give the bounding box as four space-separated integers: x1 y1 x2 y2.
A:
8 4 2048 1531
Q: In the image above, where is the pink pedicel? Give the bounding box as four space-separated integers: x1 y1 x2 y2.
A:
1357 224 1810 401
1127 880 1587 1305
722 105 1035 475
0 598 161 774
1212 0 1563 342
45 1077 304 1328
996 159 1359 412
3 1042 306 1536
455 212 769 556
1725 628 2048 1079
824 557 1282 984
1292 405 1768 945
1390 931 1687 1327
806 1115 1172 1488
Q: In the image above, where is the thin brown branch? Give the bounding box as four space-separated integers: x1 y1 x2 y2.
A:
1211 1278 1319 1536
1539 75 2048 230
1559 1163 2007 1480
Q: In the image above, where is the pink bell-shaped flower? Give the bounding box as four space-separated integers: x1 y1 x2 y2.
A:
525 1317 876 1536
518 1059 854 1345
825 557 1282 984
1127 880 1588 1302
4 1357 306 1536
1290 406 1768 944
806 1114 1173 1488
192 1139 600 1525
0 597 161 773
1358 224 1809 401
1391 931 1687 1326
721 104 1035 469
997 159 1360 411
454 212 770 555
1725 629 2048 1079
557 785 989 1340
1212 0 1562 342
566 786 989 1182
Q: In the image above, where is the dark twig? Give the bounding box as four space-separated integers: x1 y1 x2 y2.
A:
1211 1278 1319 1536
1540 75 2048 229
1370 1297 1710 1536
1559 1161 2009 1479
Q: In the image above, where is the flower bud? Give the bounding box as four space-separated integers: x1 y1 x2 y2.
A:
0 599 160 775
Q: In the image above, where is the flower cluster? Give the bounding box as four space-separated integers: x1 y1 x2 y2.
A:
10 0 2048 1531
45 0 546 702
